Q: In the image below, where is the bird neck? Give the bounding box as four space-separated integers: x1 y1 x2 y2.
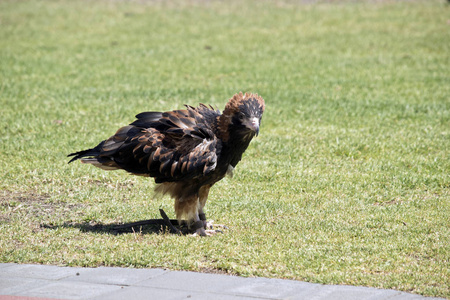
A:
222 128 255 167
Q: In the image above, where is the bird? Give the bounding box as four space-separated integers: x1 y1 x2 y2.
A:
68 92 265 236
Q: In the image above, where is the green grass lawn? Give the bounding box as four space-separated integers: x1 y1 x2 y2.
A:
1 0 449 297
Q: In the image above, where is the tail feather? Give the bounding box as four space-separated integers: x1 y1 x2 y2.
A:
67 141 105 164
68 141 121 171
79 157 119 170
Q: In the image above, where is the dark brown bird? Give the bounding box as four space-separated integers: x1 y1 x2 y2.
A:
68 92 265 236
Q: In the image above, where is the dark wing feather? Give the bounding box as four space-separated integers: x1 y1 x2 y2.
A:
131 107 221 182
130 112 163 128
74 106 221 183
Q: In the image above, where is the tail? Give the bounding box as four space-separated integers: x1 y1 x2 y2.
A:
67 141 105 164
68 124 143 171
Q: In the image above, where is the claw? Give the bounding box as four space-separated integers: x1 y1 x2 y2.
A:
204 220 228 230
192 228 223 237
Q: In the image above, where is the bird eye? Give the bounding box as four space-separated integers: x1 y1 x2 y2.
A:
238 113 245 120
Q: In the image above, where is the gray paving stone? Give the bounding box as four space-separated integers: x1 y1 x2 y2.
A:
228 277 321 299
92 285 277 300
16 280 122 300
321 286 399 300
139 271 328 299
286 285 439 300
61 266 168 286
0 263 16 269
138 270 247 293
289 285 397 300
89 286 202 300
0 277 52 295
0 264 445 300
387 293 438 300
0 264 83 280
186 292 273 300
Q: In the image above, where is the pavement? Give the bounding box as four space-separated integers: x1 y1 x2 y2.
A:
0 263 445 300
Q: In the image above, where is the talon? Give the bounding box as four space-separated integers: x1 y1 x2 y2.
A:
192 228 223 237
204 220 228 230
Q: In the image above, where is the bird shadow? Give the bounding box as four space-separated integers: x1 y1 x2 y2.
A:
41 219 192 235
41 210 193 235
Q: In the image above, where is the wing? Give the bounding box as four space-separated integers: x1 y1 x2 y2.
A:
90 105 222 183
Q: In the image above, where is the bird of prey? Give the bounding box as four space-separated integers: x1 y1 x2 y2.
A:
68 92 265 236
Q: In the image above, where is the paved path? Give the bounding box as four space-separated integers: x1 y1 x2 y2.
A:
0 263 444 300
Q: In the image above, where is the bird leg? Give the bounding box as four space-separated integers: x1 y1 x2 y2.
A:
195 185 228 235
197 185 219 230
198 211 207 227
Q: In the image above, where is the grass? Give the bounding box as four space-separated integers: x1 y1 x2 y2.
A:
0 0 449 297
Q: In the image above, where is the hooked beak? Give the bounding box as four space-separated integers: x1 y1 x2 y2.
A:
255 124 260 136
247 117 260 136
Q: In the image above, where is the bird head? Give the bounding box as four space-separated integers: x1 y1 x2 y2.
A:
231 96 264 136
219 92 265 141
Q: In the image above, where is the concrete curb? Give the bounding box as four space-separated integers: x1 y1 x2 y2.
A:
0 263 444 300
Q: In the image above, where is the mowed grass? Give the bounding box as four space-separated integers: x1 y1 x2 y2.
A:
0 0 449 297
